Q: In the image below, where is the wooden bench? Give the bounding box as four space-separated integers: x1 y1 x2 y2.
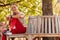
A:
6 16 60 40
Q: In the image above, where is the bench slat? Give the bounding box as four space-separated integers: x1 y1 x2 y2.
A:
41 17 44 33
34 19 38 33
48 17 51 33
7 34 60 38
52 17 55 33
6 16 60 40
38 16 41 33
55 16 59 33
45 17 47 33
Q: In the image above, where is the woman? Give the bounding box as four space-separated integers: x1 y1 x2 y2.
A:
2 3 26 40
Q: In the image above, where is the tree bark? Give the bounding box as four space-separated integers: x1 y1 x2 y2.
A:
42 0 53 15
0 0 21 7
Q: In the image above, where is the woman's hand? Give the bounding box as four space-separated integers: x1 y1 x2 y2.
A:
12 12 25 18
19 12 25 18
6 15 12 20
6 15 11 20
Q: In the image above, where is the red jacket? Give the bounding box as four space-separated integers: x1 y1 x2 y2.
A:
9 18 26 34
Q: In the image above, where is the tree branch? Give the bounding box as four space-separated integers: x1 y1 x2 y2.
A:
0 1 4 4
0 0 41 13
0 0 21 7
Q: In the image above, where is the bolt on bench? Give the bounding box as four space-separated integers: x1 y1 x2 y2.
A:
6 15 60 40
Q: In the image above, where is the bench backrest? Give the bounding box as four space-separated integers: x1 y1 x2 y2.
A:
27 16 60 34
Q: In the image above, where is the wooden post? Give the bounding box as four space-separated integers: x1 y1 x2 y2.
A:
28 35 33 40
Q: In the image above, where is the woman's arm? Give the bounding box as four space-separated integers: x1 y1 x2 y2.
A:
12 12 25 18
6 15 12 20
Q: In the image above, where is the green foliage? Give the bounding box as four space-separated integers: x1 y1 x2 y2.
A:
52 0 60 15
0 0 42 25
0 0 60 25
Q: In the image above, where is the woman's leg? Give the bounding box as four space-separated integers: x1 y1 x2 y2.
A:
2 33 6 40
11 29 18 40
2 30 15 40
2 30 7 40
2 34 15 40
18 27 26 33
22 27 26 33
11 38 15 40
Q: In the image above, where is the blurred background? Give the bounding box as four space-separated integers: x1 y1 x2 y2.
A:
0 0 60 40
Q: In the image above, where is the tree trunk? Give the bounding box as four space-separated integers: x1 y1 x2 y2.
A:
42 0 53 15
42 0 55 40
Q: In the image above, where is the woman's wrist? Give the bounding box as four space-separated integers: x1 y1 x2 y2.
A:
10 15 12 18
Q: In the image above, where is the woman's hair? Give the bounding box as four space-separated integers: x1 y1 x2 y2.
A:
11 3 18 7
